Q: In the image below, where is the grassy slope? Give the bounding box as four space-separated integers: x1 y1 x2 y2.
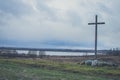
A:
0 58 120 80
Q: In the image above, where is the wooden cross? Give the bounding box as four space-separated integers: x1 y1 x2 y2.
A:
88 15 105 59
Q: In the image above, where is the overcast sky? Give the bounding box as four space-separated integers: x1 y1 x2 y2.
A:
0 0 120 49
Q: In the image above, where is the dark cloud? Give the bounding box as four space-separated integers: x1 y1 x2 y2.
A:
0 0 33 16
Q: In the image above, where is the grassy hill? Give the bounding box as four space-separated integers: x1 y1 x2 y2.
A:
0 58 120 80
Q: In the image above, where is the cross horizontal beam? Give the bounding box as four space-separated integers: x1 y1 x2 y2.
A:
88 22 105 25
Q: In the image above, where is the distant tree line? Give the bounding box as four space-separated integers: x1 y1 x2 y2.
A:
106 48 120 56
0 50 46 58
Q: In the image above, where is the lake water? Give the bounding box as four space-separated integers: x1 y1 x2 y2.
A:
17 50 95 56
46 52 95 56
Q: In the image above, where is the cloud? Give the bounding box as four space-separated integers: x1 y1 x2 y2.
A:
0 0 120 49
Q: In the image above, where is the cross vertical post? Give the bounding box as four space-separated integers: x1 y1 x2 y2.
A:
88 15 105 59
95 15 98 59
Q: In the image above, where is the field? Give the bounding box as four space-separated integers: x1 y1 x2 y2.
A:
0 56 120 80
